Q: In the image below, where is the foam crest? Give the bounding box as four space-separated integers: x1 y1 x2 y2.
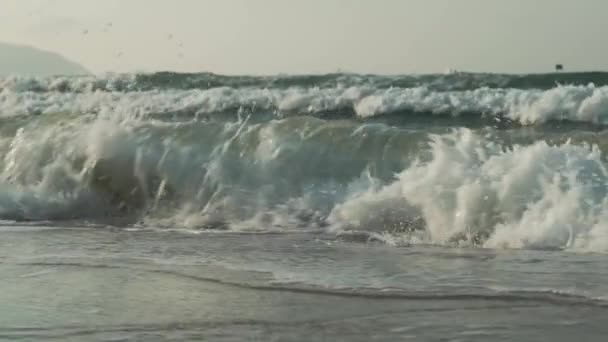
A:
355 84 608 124
330 129 608 251
4 83 608 125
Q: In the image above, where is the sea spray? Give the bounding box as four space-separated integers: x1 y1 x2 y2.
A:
2 72 608 252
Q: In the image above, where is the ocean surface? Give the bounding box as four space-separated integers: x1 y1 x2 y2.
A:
1 71 608 341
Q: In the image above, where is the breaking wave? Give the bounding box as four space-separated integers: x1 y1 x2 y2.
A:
3 78 608 125
2 72 608 252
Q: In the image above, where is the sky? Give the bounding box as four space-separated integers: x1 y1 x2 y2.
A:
1 0 608 75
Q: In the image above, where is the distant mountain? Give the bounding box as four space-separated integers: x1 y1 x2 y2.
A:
0 42 89 76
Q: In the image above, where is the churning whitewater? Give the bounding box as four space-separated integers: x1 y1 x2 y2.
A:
2 71 608 252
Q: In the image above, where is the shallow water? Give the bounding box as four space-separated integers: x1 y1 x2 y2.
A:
1 226 607 341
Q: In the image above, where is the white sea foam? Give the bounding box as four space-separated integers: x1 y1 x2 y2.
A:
1 108 607 251
2 82 608 124
329 129 608 252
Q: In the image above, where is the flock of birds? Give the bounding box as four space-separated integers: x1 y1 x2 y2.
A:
80 22 186 61
24 8 188 64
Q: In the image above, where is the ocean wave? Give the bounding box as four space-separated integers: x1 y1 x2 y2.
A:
0 116 419 227
0 111 608 252
3 83 608 125
3 71 608 93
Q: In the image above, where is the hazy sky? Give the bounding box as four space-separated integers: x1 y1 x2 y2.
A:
1 0 607 75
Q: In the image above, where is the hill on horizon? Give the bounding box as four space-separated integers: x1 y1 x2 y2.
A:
0 42 89 77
